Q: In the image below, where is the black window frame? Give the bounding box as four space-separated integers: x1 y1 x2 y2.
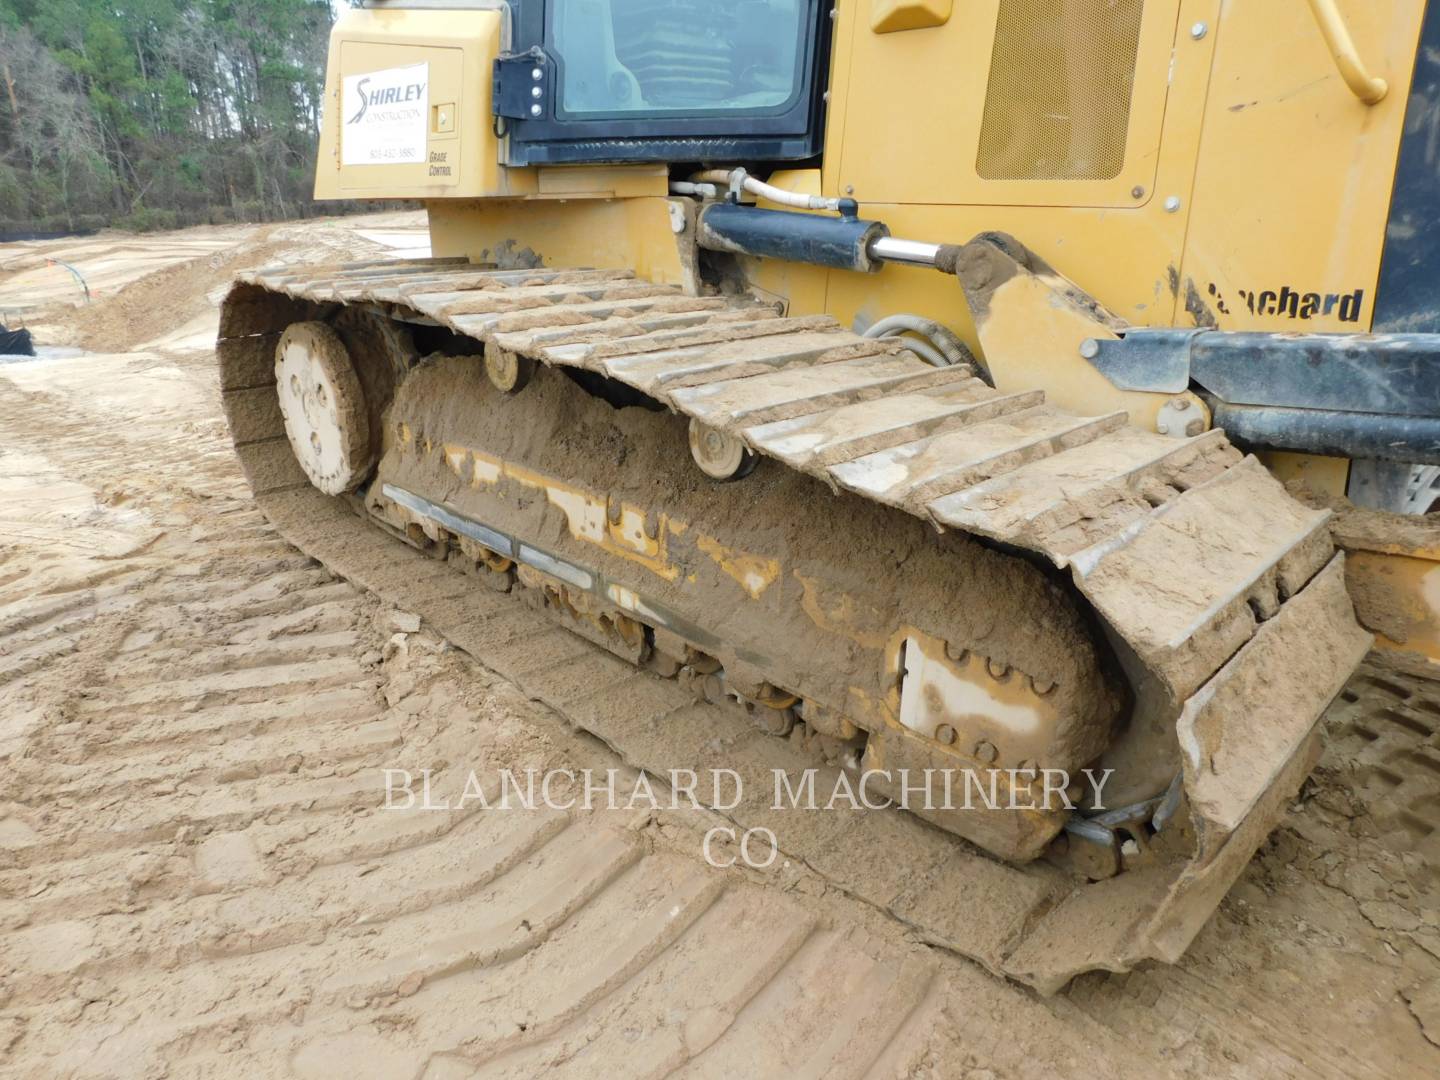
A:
500 0 831 166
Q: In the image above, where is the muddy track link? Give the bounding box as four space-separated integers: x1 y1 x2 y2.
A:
218 256 1371 992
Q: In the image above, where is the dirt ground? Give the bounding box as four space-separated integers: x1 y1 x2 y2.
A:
2 217 1439 1078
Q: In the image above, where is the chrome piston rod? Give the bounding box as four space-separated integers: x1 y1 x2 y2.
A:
867 236 942 268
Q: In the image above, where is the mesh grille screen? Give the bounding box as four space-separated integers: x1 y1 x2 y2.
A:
976 0 1145 181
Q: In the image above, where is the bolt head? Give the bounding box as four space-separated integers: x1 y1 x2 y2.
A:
1171 397 1191 411
531 85 542 99
531 67 543 80
1131 185 1146 200
1157 422 1171 435
1164 196 1182 213
974 740 999 765
936 724 957 746
1079 339 1101 360
1186 418 1206 437
1190 22 1208 40
529 103 542 117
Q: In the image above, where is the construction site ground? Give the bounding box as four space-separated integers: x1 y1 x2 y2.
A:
1 215 1438 1078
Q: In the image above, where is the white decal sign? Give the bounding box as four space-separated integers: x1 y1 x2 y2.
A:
342 63 429 166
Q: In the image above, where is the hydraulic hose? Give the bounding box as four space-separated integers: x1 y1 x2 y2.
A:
684 168 848 213
862 314 974 368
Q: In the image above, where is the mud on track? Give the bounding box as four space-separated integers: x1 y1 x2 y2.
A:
1 221 1439 1077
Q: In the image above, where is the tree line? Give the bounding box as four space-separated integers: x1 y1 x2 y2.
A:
0 1 364 237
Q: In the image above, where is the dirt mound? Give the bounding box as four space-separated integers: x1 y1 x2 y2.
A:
9 213 425 354
68 233 290 352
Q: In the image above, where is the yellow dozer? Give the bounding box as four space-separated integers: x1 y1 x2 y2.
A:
217 0 1440 991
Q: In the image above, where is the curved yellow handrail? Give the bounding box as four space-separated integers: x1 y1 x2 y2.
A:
1306 0 1389 105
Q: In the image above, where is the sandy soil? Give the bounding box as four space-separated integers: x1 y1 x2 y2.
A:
1 228 252 320
1 219 1439 1078
0 212 430 352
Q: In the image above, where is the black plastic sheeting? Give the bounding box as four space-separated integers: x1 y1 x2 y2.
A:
0 325 36 357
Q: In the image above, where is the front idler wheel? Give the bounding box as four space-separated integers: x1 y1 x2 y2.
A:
274 321 372 495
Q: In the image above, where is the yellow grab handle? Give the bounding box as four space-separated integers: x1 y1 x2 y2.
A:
1306 0 1389 105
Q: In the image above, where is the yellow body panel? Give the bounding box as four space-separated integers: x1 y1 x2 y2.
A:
315 8 536 201
428 195 686 286
1178 1 1423 332
814 0 1216 340
831 0 1184 209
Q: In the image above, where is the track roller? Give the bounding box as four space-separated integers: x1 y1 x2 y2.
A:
485 343 535 394
688 419 757 481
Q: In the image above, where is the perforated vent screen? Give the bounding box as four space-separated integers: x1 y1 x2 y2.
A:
976 0 1145 181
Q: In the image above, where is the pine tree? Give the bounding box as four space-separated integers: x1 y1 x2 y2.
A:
0 0 337 235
